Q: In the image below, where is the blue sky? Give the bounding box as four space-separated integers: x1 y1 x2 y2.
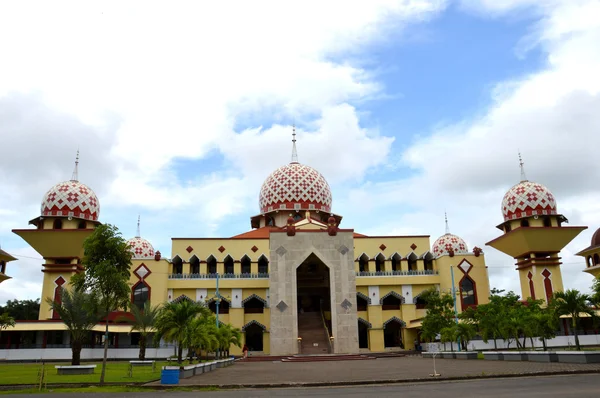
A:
2 0 600 303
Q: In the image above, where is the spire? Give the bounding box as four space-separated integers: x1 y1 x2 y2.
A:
136 215 141 238
71 150 79 181
445 211 450 234
291 124 298 163
518 151 527 182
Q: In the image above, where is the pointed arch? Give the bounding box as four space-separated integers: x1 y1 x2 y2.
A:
390 252 402 271
383 316 406 328
189 254 200 274
357 291 371 305
241 254 252 274
380 291 405 305
242 293 267 307
421 251 434 271
172 255 183 275
241 319 267 332
413 291 427 309
258 254 269 274
223 254 234 274
375 253 386 272
172 295 193 303
358 317 372 328
206 254 217 274
358 253 370 273
406 251 418 271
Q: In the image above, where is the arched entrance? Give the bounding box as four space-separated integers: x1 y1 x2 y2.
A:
384 317 405 349
243 321 265 352
358 319 370 349
296 253 331 354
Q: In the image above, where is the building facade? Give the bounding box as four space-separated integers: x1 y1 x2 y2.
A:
4 141 500 355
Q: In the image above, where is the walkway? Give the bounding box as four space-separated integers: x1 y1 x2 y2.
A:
148 356 600 388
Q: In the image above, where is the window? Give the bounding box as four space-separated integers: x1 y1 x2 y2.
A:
415 296 427 310
594 254 600 266
190 256 200 274
241 255 251 274
266 216 275 226
0 261 5 274
258 255 269 274
505 224 512 233
53 219 63 229
357 294 368 311
224 255 234 274
132 282 149 309
460 277 477 309
77 220 86 229
391 253 401 271
243 297 265 314
207 255 217 274
375 254 385 272
172 256 183 274
520 219 529 227
543 217 552 227
381 294 402 310
358 254 369 273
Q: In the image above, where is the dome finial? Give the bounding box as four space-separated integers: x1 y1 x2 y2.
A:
518 151 527 182
71 149 79 181
445 211 450 234
291 124 299 163
136 215 141 238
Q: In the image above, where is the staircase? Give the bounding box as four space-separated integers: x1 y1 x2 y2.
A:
298 311 330 354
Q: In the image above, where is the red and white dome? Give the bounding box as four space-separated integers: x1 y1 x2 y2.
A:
432 233 469 257
259 162 332 214
501 180 557 222
127 237 155 259
41 180 100 221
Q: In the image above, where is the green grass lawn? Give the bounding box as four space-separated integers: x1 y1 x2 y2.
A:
0 360 200 385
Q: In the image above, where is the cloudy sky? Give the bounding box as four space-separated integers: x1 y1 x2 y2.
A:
1 0 599 304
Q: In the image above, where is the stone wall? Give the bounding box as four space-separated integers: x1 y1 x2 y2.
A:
269 231 359 355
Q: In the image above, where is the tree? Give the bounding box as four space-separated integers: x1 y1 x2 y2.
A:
591 278 600 307
0 312 15 339
216 323 242 358
154 300 205 364
550 289 597 351
455 322 476 351
47 288 101 365
0 299 40 320
420 288 456 343
71 224 132 384
188 315 218 361
440 325 458 352
128 301 161 360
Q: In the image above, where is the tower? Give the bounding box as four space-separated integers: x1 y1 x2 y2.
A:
576 228 600 278
486 155 586 303
12 153 101 319
0 248 17 284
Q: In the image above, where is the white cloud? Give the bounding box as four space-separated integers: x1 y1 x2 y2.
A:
349 0 600 294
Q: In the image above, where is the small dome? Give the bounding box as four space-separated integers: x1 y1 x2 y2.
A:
41 180 100 221
259 162 332 214
126 236 155 259
501 180 557 222
591 228 600 247
432 233 469 257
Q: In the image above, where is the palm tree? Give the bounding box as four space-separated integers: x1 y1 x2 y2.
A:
0 312 15 339
47 288 101 365
188 315 218 361
551 290 597 351
455 322 476 351
216 323 242 358
154 300 204 364
440 325 458 352
128 301 161 360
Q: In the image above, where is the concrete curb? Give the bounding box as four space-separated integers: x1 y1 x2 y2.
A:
142 369 600 390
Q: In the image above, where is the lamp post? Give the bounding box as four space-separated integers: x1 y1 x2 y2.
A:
215 272 220 328
450 265 461 352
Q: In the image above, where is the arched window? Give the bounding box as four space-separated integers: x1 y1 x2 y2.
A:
390 253 401 272
357 293 369 311
407 253 418 272
224 255 234 274
53 219 63 230
132 282 150 309
258 255 269 274
209 298 229 314
266 216 275 226
520 219 530 227
423 252 434 271
77 220 86 229
189 255 200 275
587 256 592 267
414 295 427 310
241 255 251 274
381 293 402 310
594 254 600 266
543 217 552 227
460 276 477 309
172 256 183 275
0 260 6 274
207 255 217 274
358 254 369 273
243 296 266 314
375 253 385 272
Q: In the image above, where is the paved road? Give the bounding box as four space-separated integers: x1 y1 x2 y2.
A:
6 374 600 397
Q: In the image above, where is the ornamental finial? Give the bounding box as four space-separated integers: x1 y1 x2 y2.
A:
71 149 79 181
445 211 450 234
291 124 298 163
136 215 141 238
518 151 527 182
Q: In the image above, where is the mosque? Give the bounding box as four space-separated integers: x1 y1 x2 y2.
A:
0 135 593 356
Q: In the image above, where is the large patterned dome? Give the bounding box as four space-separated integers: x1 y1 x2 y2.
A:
432 233 469 257
259 162 332 214
41 180 100 221
126 236 155 259
501 180 557 222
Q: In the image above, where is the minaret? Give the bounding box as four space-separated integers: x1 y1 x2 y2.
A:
486 154 587 303
0 246 17 284
71 150 79 181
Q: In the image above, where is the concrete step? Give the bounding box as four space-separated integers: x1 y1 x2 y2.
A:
281 354 376 362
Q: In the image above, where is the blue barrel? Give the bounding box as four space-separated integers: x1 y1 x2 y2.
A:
160 369 180 385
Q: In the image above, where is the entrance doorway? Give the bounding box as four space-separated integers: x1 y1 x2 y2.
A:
384 318 405 348
244 323 264 352
358 320 369 349
296 253 332 354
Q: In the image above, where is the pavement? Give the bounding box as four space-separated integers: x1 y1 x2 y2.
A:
146 355 600 388
5 374 600 397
